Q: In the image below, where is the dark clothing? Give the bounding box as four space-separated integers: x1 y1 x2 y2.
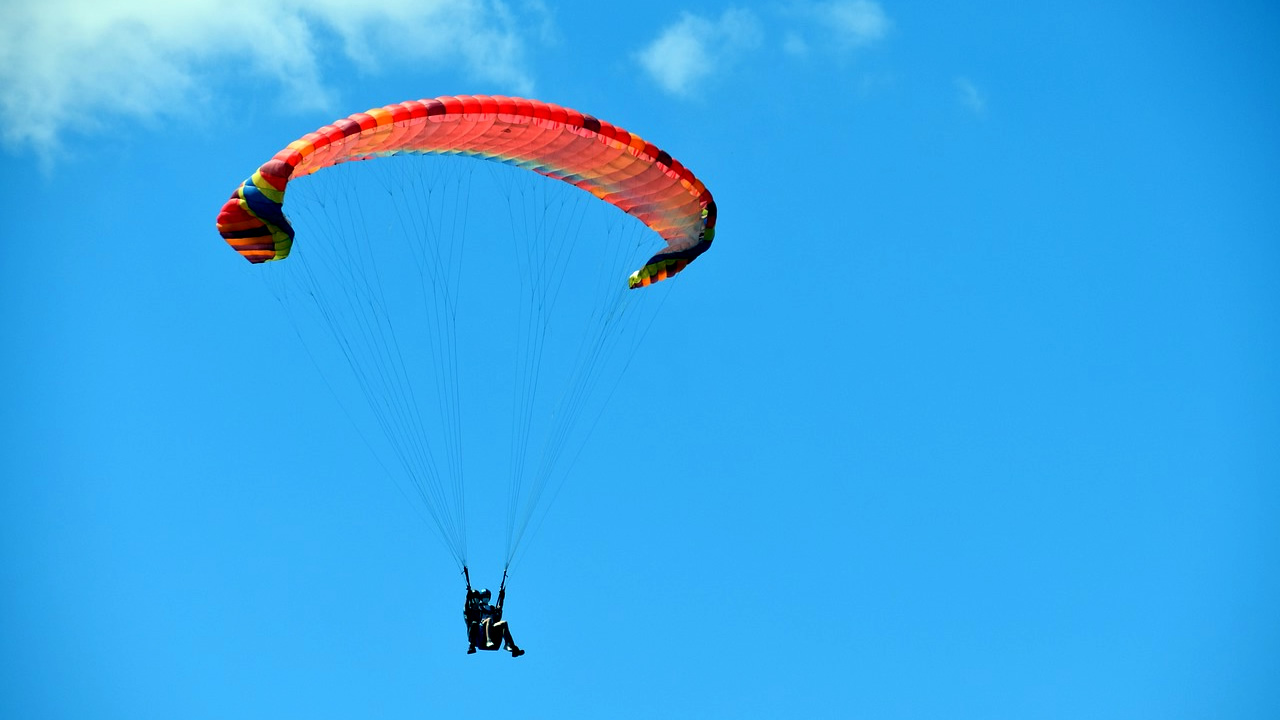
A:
463 587 521 655
465 595 501 624
463 593 486 625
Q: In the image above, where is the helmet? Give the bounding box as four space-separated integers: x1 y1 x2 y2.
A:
478 588 491 600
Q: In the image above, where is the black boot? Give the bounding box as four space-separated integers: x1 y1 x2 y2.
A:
510 646 525 658
467 645 477 654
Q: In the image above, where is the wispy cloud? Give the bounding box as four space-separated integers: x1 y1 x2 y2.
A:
639 2 890 96
0 0 542 159
782 32 810 58
636 9 763 96
955 76 987 115
814 0 891 48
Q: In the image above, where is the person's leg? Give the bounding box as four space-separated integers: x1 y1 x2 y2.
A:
494 621 523 656
494 621 513 648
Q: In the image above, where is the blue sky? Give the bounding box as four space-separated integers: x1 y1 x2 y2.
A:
3 1 1278 717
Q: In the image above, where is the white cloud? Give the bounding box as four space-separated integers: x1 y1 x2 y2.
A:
637 9 762 96
783 32 810 58
638 3 891 96
817 0 891 47
0 0 541 159
955 76 987 114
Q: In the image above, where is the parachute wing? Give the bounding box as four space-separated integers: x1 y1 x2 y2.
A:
215 95 717 288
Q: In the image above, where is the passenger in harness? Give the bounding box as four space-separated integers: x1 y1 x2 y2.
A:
463 569 524 657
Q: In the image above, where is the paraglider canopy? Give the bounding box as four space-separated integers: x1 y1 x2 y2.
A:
216 95 716 288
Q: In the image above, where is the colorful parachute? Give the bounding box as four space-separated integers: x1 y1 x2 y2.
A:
215 95 716 288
